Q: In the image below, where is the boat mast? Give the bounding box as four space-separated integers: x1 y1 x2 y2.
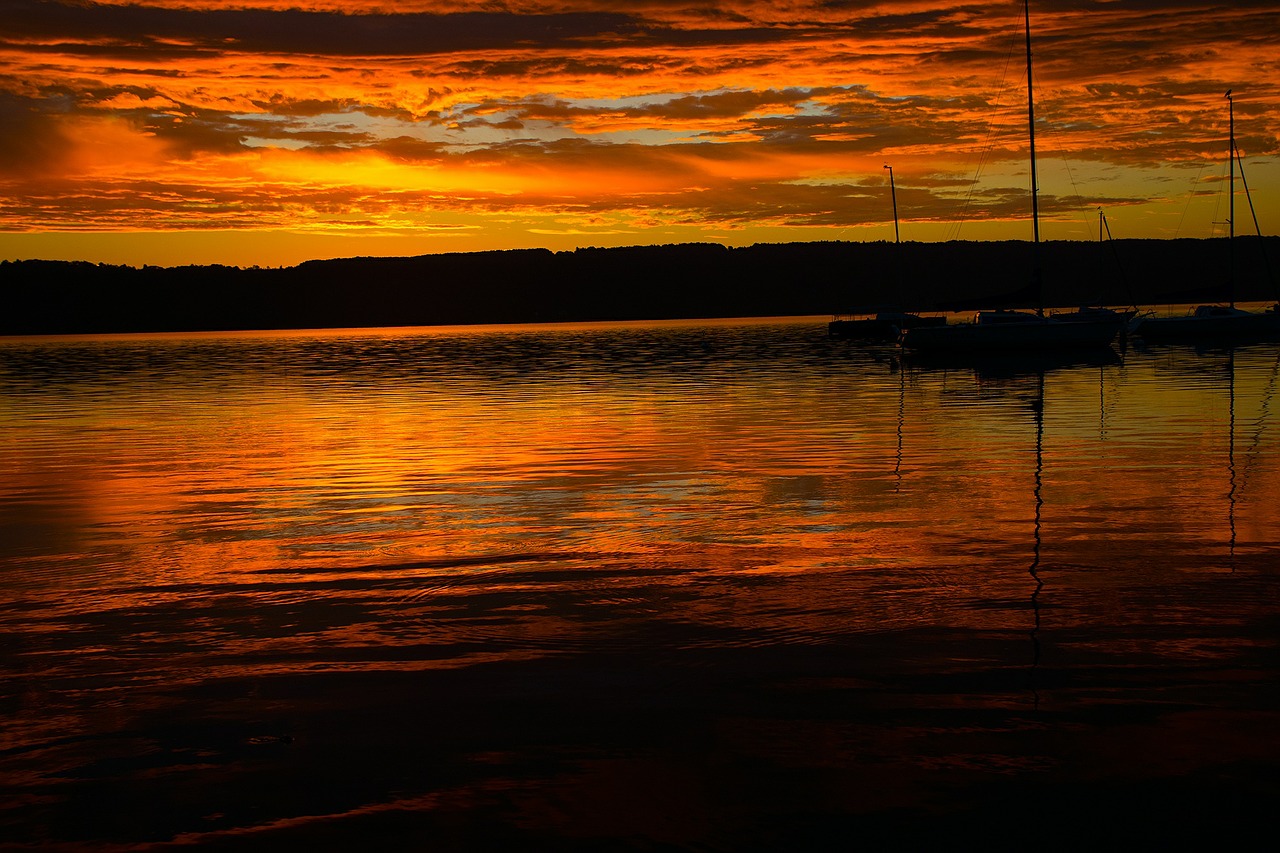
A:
1024 0 1042 315
1227 89 1235 308
884 164 900 243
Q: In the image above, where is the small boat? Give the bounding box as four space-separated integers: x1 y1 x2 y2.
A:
1132 302 1280 342
828 166 945 341
902 308 1121 351
900 1 1124 353
829 310 946 340
1132 91 1280 342
1050 304 1137 325
1049 212 1139 328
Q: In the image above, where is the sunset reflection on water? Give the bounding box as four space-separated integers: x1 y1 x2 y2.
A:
2 319 1279 847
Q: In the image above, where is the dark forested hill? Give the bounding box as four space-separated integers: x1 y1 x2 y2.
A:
3 237 1277 335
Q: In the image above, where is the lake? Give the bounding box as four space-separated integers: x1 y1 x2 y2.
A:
3 317 1279 849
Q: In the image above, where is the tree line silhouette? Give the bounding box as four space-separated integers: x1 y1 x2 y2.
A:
3 237 1277 335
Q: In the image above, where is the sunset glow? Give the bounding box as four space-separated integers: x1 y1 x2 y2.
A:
2 1 1278 267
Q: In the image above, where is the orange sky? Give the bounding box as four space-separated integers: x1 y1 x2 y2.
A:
2 1 1278 268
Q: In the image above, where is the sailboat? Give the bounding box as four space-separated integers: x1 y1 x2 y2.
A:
1050 210 1138 326
828 307 946 340
900 0 1125 353
1131 91 1280 342
829 166 946 340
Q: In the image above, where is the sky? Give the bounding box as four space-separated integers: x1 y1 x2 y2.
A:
2 0 1278 268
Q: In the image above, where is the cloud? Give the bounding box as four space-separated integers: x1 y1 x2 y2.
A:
0 91 76 176
2 0 1278 261
2 3 649 59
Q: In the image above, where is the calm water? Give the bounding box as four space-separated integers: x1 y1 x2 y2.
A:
3 318 1279 849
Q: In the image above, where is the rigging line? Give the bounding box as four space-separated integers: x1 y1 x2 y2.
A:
1234 144 1278 296
1102 211 1139 309
1020 61 1087 237
1234 145 1264 236
1173 161 1209 239
1012 37 1089 242
950 31 1022 241
1025 58 1087 238
1057 153 1093 237
1209 156 1230 239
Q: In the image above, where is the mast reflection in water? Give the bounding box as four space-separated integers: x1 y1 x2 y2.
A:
2 318 1279 848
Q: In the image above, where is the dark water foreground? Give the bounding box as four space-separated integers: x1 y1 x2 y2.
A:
2 319 1279 849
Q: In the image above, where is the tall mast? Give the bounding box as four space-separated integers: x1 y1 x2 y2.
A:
1227 90 1235 307
884 164 900 244
1024 0 1042 315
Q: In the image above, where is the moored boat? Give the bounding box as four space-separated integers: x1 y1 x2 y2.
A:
829 310 946 340
1132 303 1280 342
902 309 1121 351
900 1 1124 353
1131 91 1280 342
